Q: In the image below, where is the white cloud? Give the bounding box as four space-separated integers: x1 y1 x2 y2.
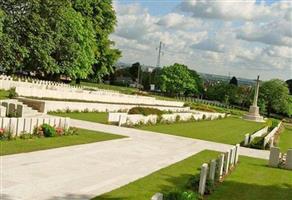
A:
111 1 292 80
177 0 288 21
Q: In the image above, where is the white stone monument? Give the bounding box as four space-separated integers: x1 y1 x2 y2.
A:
243 76 265 122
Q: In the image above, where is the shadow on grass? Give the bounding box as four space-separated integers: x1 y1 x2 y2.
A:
208 181 292 200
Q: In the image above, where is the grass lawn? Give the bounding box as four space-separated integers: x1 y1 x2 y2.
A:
51 112 108 124
139 117 264 145
94 151 292 200
78 81 139 95
278 124 292 152
0 89 9 99
0 128 125 155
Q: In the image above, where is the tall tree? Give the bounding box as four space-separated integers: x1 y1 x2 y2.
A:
71 0 121 82
229 76 238 86
0 0 120 81
160 63 198 96
259 79 291 117
286 79 292 95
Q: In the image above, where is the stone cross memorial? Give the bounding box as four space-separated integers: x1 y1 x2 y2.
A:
243 75 264 122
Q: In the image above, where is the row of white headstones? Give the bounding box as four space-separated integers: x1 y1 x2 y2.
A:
151 144 240 200
269 147 292 170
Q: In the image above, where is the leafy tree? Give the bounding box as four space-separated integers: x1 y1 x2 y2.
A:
259 79 291 117
71 0 121 81
160 63 198 96
229 76 238 86
0 0 120 81
286 79 292 95
129 62 141 82
189 69 204 95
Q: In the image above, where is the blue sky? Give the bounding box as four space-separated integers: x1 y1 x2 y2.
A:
112 0 292 80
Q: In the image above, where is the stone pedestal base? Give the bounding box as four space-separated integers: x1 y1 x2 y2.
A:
243 106 265 122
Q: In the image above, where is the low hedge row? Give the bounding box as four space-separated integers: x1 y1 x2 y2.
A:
128 107 167 116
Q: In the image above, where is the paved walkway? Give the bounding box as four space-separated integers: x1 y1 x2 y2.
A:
1 119 270 200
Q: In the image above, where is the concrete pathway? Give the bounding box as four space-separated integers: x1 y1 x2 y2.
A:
1 119 270 200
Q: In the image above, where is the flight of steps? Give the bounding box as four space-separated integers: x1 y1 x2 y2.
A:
0 99 44 117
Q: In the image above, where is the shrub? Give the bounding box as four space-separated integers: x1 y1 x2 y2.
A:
0 128 14 140
186 174 215 195
164 189 198 200
41 124 56 137
249 137 264 149
8 87 18 99
64 127 78 136
128 107 164 116
19 132 34 139
175 115 181 122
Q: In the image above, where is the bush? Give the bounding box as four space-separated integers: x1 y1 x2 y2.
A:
41 124 56 137
0 128 14 140
128 107 164 116
8 87 18 99
186 174 215 195
164 189 198 200
249 136 264 149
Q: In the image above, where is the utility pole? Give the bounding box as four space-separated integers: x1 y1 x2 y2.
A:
156 41 164 68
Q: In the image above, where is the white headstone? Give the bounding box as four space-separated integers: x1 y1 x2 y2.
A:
230 147 236 168
244 133 250 146
209 159 217 182
198 163 209 195
151 193 163 200
286 149 292 170
269 147 280 167
224 151 231 174
218 154 225 179
235 144 240 164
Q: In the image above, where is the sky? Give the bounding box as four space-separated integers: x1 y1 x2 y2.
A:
111 0 292 80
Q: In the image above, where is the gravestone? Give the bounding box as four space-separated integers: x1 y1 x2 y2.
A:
235 144 240 164
209 159 217 182
198 163 208 195
16 104 23 117
286 149 292 170
8 103 16 117
218 154 225 179
230 147 236 168
2 102 8 116
244 133 250 146
269 147 280 167
151 193 163 200
224 151 231 174
0 105 6 117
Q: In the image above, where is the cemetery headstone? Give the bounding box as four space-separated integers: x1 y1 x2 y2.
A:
16 104 23 117
198 163 208 195
269 147 280 167
218 154 225 180
209 159 217 182
224 151 231 174
286 149 292 170
151 193 163 200
8 103 16 117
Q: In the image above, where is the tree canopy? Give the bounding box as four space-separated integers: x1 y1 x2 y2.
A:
159 63 201 96
0 0 120 81
259 79 291 117
229 76 238 86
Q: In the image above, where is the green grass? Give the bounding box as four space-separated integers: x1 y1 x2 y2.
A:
278 125 292 152
0 89 9 100
0 128 125 155
94 151 292 200
51 112 109 124
139 117 264 145
78 81 139 95
208 156 292 200
94 151 220 200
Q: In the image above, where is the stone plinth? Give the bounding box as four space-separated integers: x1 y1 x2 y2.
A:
243 106 264 122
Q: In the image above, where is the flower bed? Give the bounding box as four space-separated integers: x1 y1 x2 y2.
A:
0 123 77 141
